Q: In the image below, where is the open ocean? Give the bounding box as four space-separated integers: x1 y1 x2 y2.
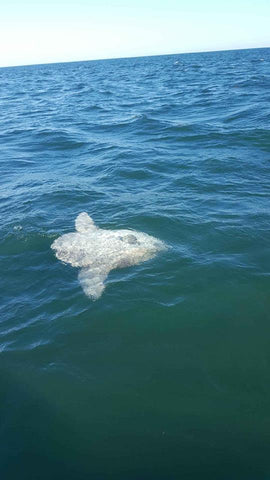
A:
1 48 270 479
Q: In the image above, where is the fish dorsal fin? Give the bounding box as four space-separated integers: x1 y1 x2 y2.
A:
75 212 96 233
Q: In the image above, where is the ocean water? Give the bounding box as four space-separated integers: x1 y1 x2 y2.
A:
1 48 270 479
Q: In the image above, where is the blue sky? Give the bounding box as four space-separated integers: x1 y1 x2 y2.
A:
1 0 269 67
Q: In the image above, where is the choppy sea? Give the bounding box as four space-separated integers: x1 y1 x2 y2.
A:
1 48 270 479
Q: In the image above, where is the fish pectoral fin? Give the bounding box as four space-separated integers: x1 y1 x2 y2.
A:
75 212 96 233
78 267 108 299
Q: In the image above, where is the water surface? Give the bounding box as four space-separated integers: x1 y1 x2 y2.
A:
1 48 270 479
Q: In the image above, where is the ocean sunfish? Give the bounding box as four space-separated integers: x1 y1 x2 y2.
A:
51 212 166 299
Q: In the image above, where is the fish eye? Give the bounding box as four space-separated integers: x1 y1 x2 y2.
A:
120 234 139 245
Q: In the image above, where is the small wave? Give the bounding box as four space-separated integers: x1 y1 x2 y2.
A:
83 104 109 112
0 230 53 256
0 127 87 150
222 105 259 123
32 129 87 150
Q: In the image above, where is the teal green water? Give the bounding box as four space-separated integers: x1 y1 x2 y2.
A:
1 49 270 479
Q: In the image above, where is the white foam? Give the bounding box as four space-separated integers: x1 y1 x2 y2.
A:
51 212 166 299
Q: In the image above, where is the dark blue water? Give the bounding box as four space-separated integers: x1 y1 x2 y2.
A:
1 48 270 479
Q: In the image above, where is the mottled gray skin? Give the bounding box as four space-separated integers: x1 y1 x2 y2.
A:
52 212 166 299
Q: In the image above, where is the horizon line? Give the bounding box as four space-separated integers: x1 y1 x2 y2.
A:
1 45 269 70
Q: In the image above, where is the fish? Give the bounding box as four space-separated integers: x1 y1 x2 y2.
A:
51 212 166 299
